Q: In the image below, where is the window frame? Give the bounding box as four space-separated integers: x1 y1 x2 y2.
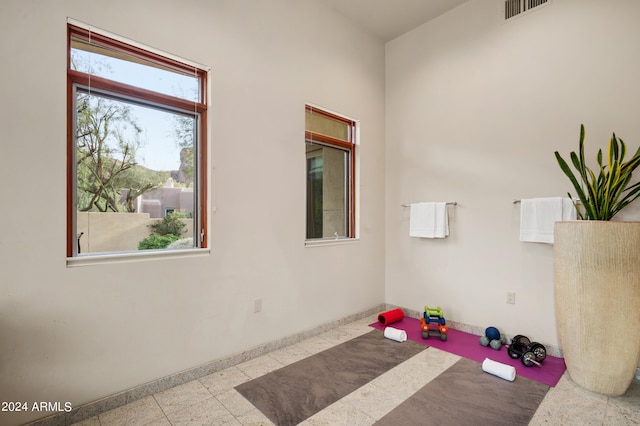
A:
304 104 358 241
66 22 209 260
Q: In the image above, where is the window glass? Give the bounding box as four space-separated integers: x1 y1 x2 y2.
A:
306 143 347 238
71 38 199 102
305 110 349 141
74 90 197 254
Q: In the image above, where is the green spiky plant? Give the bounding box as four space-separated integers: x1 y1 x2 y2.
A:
554 124 640 220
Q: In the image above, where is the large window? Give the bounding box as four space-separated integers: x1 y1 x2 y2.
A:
305 105 357 240
67 22 208 258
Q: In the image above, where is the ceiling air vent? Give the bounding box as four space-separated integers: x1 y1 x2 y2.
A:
505 0 549 20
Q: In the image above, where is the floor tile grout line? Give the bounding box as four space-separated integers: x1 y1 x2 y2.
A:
150 394 172 426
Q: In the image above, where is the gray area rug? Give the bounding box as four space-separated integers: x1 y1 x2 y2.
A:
375 357 550 426
235 329 426 426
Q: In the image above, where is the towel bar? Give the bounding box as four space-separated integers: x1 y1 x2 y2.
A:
402 202 457 207
514 199 580 204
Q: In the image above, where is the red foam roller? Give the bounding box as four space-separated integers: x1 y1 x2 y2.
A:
378 308 404 325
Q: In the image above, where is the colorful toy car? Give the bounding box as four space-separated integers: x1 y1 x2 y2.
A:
420 305 448 341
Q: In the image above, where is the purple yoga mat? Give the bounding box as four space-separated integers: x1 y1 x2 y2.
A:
370 317 566 387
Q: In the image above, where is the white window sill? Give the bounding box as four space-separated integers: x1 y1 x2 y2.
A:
67 248 211 267
304 238 360 248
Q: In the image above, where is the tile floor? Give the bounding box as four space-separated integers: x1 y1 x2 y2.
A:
71 315 640 426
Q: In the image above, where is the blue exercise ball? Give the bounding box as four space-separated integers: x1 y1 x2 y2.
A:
485 326 500 341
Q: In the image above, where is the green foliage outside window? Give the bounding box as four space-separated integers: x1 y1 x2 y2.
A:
138 211 188 250
149 211 187 236
138 234 180 250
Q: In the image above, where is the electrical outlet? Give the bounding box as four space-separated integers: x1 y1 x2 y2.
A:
506 292 516 304
254 298 262 313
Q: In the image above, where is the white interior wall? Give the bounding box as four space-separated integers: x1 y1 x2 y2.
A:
0 1 385 424
385 0 640 347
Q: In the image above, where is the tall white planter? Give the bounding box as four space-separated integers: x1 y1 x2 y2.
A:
554 221 640 396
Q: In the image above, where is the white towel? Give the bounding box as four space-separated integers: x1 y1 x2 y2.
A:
409 202 449 238
383 326 408 342
482 358 516 381
519 197 577 244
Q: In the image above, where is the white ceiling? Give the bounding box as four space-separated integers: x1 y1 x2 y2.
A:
315 0 469 42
